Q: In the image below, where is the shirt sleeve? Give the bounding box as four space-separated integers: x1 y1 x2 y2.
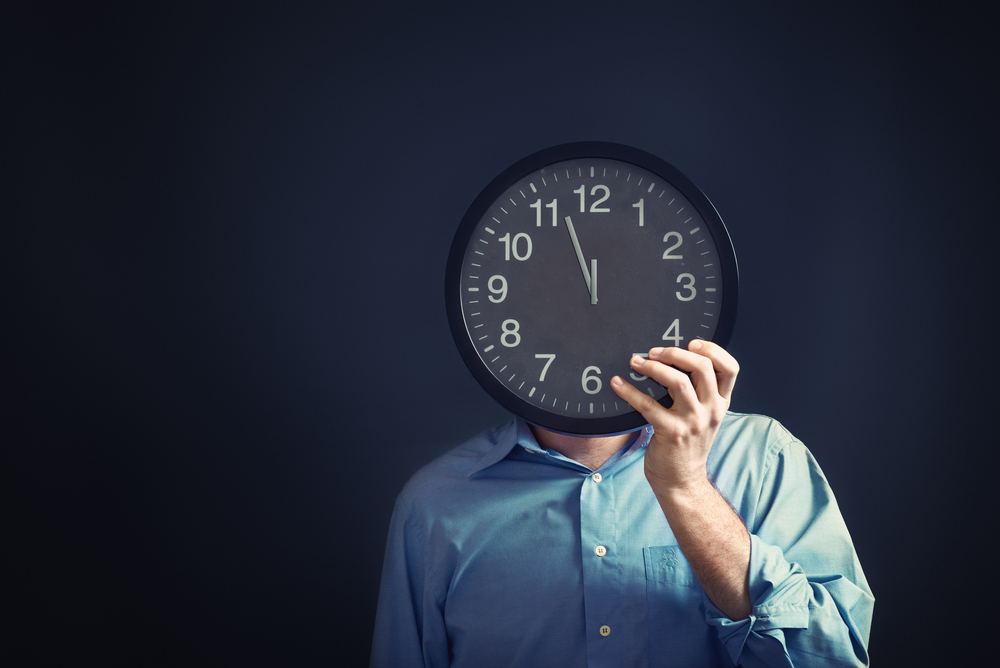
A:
370 497 450 668
704 438 875 667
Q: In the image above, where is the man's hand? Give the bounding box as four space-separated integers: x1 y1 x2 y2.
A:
611 340 751 620
610 339 738 493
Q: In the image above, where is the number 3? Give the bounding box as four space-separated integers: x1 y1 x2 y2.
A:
675 273 696 301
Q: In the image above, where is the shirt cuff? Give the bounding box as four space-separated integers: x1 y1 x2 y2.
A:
704 534 811 666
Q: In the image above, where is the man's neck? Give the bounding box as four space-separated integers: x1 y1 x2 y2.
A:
530 425 641 472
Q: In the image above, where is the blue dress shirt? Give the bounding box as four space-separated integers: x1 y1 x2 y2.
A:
371 413 873 667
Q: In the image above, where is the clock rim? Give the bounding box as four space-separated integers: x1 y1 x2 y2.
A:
445 141 739 436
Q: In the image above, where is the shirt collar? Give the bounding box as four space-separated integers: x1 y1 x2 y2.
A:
468 421 520 475
516 419 547 454
468 419 653 476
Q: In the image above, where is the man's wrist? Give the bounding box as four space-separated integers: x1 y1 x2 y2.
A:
645 462 715 498
645 469 715 509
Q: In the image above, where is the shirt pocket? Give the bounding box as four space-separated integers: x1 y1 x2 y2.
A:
644 545 699 587
643 546 725 667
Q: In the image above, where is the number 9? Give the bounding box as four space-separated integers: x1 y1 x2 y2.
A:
488 275 508 303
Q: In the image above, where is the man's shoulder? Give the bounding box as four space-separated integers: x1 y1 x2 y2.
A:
395 420 517 510
719 411 799 447
713 411 805 470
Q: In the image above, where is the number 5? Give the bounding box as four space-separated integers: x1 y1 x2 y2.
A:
629 353 649 381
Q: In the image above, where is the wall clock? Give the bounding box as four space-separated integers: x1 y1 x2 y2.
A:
446 142 738 435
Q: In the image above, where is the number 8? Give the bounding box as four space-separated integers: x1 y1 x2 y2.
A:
501 319 521 347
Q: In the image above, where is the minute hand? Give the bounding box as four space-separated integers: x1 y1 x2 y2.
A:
564 216 597 305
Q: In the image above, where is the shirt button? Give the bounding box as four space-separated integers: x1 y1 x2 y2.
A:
599 625 611 637
591 473 602 483
595 545 607 557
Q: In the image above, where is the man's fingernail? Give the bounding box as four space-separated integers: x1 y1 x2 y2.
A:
689 340 703 351
611 376 623 387
649 347 664 356
631 356 645 366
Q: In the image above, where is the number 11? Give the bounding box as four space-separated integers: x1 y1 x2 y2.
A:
530 199 558 226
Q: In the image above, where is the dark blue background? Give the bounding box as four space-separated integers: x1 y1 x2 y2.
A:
5 1 997 665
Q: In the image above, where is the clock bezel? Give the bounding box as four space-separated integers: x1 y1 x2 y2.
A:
445 141 739 435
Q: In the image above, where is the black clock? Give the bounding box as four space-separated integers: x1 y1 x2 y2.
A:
446 142 738 435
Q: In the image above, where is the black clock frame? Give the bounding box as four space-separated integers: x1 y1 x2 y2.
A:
445 142 739 435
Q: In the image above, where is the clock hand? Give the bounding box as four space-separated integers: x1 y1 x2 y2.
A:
591 257 597 305
564 216 598 304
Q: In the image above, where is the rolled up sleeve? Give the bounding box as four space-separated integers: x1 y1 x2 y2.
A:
705 438 875 667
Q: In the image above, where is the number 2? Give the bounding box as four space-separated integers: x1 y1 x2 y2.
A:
662 232 683 259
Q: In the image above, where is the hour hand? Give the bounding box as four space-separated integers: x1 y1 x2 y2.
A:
564 216 597 304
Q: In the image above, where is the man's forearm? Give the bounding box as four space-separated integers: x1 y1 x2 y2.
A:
651 476 752 620
611 344 752 620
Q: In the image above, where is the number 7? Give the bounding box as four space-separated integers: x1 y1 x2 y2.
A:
534 354 556 381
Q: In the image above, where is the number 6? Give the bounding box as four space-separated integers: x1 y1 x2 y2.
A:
582 366 602 394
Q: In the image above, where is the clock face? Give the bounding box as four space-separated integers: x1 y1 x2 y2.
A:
446 143 738 435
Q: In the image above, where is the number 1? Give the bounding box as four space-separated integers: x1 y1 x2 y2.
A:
632 198 644 226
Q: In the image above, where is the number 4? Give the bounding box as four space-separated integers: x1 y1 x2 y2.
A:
662 319 683 346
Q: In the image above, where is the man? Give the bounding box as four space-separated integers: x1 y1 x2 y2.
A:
371 342 874 667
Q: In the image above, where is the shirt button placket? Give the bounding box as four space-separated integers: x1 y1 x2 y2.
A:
580 468 621 661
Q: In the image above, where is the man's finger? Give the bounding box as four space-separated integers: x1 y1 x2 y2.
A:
624 355 699 414
610 374 679 431
688 340 739 400
647 346 719 405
